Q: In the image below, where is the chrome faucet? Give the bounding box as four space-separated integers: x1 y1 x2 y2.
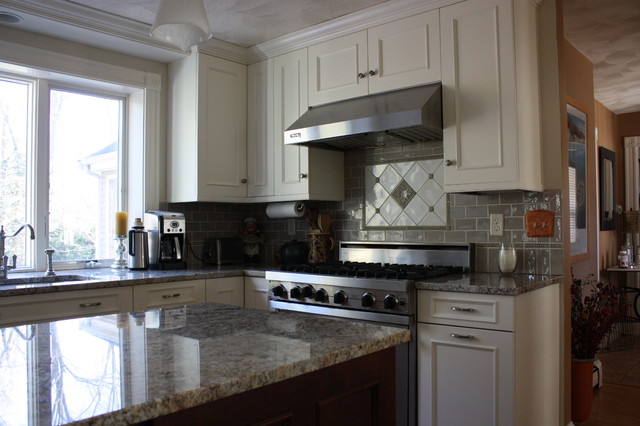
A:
0 224 36 279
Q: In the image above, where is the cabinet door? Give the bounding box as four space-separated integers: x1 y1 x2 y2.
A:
0 287 133 326
273 49 310 196
418 323 514 426
440 0 518 190
133 280 206 311
197 54 247 201
244 277 269 310
308 31 368 106
368 11 441 94
206 277 244 307
247 59 274 198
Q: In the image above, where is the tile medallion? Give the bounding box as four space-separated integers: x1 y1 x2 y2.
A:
364 158 449 229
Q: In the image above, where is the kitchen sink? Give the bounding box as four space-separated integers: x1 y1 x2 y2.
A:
0 274 92 286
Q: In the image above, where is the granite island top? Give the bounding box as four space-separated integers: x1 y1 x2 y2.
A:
0 302 410 425
415 272 562 295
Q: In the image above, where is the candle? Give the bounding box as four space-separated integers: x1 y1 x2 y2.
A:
115 212 128 236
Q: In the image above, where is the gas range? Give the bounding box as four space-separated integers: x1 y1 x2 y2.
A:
266 242 472 317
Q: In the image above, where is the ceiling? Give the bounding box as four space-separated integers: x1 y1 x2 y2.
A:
1 0 638 114
563 0 640 114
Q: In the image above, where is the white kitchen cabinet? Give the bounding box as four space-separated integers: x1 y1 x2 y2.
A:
440 0 543 192
308 11 440 106
244 276 269 310
168 52 247 202
133 280 206 311
417 286 559 426
205 276 244 307
0 287 133 327
247 59 274 198
273 49 344 200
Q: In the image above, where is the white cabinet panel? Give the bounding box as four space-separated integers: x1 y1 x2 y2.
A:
244 276 269 310
247 59 274 197
0 287 133 326
418 323 514 426
133 280 206 311
441 0 542 192
206 276 244 307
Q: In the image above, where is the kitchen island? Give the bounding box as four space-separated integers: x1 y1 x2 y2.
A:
0 302 409 425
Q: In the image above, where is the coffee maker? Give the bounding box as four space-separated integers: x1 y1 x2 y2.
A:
145 211 186 269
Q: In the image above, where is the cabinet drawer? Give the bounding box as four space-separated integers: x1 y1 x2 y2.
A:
133 280 205 311
0 287 133 327
418 291 514 331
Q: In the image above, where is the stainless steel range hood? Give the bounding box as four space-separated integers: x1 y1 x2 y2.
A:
284 83 442 150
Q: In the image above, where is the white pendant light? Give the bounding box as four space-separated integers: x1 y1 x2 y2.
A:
150 0 213 51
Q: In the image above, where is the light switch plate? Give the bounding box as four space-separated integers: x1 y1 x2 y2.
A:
490 213 504 236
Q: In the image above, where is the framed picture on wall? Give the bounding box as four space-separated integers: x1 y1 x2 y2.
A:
567 98 588 261
599 147 616 231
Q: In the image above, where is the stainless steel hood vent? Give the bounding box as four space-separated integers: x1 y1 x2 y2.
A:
284 83 442 150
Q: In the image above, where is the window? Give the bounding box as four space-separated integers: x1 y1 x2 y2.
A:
0 72 127 270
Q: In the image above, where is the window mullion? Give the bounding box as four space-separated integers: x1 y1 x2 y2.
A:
33 79 50 272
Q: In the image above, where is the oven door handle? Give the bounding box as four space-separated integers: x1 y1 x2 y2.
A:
269 300 412 327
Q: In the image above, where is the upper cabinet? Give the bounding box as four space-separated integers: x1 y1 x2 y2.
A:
168 52 247 202
308 10 441 106
440 0 543 193
272 49 344 201
247 59 274 198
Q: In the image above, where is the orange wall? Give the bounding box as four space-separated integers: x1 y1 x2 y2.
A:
564 40 598 280
595 101 622 274
618 112 640 138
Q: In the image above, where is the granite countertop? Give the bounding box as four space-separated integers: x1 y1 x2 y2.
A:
415 272 562 295
0 302 410 425
0 264 273 297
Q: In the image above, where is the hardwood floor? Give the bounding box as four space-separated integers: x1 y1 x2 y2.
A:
579 383 640 425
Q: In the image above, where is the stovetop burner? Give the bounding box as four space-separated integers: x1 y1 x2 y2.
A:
279 261 463 280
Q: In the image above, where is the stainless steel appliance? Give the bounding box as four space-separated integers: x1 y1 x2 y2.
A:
284 83 442 150
128 217 149 270
266 241 473 426
145 211 186 269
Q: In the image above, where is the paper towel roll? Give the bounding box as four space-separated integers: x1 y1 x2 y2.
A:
266 202 306 219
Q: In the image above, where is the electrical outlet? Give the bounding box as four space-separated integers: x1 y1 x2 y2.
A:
287 218 296 236
490 213 504 237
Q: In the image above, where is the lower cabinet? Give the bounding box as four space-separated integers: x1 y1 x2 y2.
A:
205 276 244 307
0 287 133 327
133 280 206 311
417 286 560 426
244 276 269 310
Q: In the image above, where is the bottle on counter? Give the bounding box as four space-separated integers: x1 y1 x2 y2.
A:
618 249 630 268
128 218 149 270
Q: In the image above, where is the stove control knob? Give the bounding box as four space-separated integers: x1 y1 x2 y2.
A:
315 288 328 303
361 292 376 308
333 290 348 305
301 285 315 298
272 284 287 298
384 294 399 310
290 286 303 300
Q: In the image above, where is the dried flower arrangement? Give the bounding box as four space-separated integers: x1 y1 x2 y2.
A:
571 275 624 360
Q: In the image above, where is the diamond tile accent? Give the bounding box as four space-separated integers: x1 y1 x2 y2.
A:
364 158 448 229
390 179 416 209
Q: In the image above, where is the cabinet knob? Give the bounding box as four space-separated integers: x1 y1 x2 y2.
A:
444 159 456 167
300 173 308 179
357 72 366 79
241 178 247 184
369 70 377 76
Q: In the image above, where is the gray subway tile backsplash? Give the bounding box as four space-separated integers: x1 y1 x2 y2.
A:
169 144 563 273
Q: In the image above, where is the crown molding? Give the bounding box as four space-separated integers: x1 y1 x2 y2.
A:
247 0 458 63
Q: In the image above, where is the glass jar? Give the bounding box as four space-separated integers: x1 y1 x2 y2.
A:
499 243 517 274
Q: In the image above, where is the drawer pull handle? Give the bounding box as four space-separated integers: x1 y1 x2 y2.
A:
162 293 181 299
79 302 102 308
450 333 474 339
450 306 475 312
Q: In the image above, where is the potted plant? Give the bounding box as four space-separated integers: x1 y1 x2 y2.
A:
570 275 624 422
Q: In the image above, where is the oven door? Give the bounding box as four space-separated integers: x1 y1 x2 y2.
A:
270 300 415 426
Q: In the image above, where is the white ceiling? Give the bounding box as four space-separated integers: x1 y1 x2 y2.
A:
563 0 640 114
1 0 638 114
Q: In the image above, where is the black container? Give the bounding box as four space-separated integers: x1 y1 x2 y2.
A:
280 240 309 265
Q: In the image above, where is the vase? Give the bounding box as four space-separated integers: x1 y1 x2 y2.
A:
498 243 516 274
571 358 595 423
